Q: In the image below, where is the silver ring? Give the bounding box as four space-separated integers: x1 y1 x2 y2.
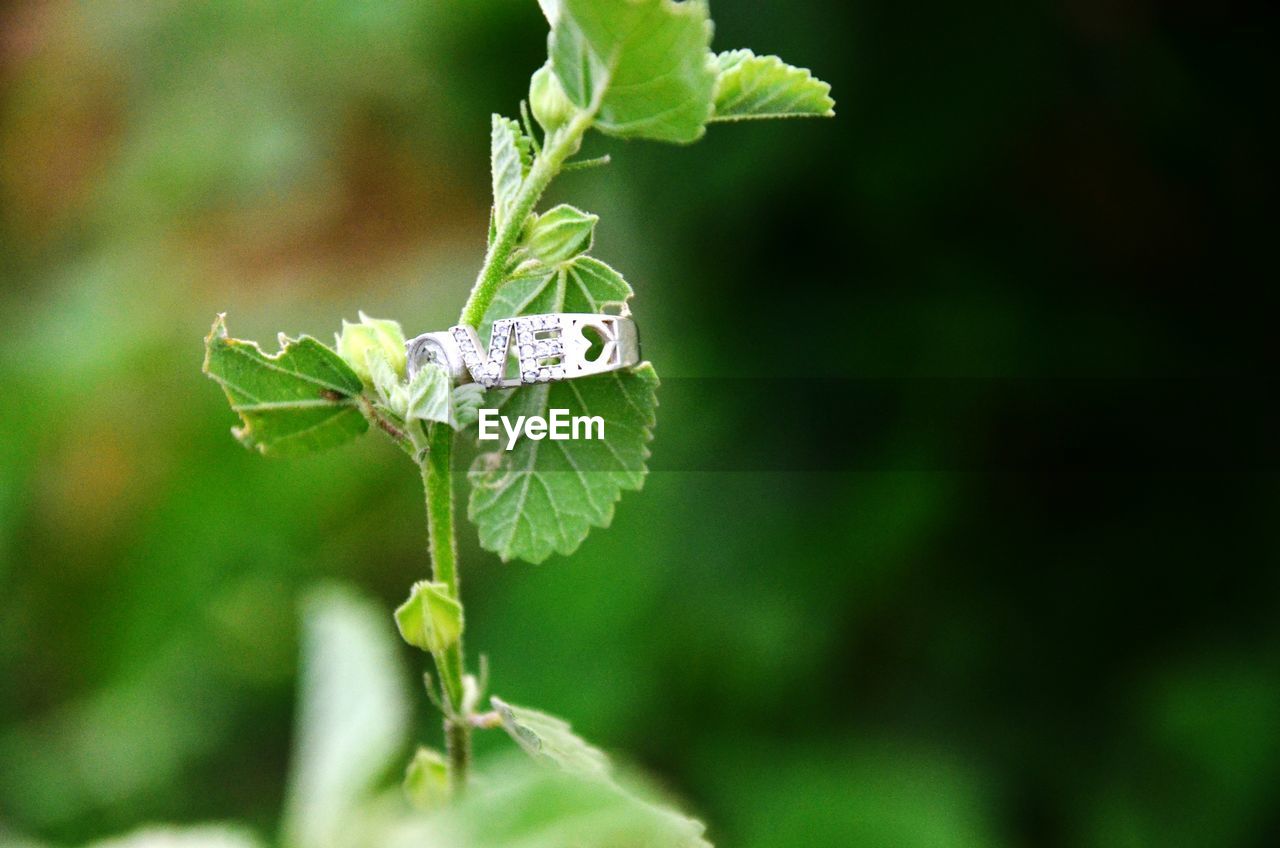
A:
406 313 640 388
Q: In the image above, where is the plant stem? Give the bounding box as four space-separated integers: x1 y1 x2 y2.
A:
460 108 597 327
420 422 469 791
422 105 597 796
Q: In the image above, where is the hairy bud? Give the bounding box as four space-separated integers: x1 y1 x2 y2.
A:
529 62 575 132
335 311 406 385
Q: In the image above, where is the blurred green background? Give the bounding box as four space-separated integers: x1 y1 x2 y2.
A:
2 1 1277 846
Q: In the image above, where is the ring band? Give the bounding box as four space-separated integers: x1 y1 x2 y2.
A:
406 313 640 388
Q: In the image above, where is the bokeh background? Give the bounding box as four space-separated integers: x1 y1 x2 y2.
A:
2 1 1278 846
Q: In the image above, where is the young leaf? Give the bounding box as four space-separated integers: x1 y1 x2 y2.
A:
711 49 835 122
468 258 658 564
548 0 716 143
451 383 486 430
403 363 454 425
395 580 463 654
491 115 532 229
335 311 406 385
491 697 611 780
373 356 478 432
202 315 368 457
368 352 406 412
521 203 598 266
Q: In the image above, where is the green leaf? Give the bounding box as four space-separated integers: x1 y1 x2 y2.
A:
394 580 463 654
491 115 532 230
417 760 712 848
368 351 404 411
202 314 368 457
711 49 835 122
468 257 658 564
402 363 453 425
451 383 486 430
403 747 451 811
282 585 411 848
372 357 477 432
548 0 716 143
521 204 597 266
477 255 633 341
491 697 611 780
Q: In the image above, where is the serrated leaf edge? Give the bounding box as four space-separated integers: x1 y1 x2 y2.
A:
469 363 659 565
202 314 366 455
710 48 835 122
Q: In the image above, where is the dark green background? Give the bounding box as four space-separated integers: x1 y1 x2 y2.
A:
2 1 1276 845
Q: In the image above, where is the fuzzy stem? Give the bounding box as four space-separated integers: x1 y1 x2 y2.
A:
425 105 597 796
420 422 469 791
460 108 597 328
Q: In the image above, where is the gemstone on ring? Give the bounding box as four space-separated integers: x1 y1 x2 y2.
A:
406 312 640 389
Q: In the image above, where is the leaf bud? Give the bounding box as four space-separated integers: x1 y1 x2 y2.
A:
395 580 463 655
530 61 575 132
403 747 450 811
522 204 598 265
336 312 406 385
